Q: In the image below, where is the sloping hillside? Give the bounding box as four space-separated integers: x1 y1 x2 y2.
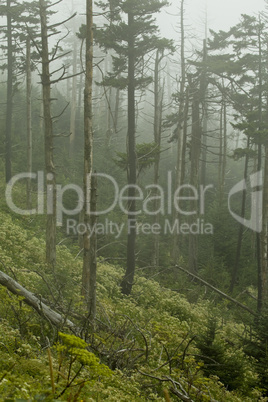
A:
0 211 266 401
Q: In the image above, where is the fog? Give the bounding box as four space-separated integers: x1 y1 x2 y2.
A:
58 0 266 41
159 0 266 40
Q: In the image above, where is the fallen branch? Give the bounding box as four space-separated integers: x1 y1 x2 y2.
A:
0 270 77 331
138 371 219 402
138 371 194 402
174 265 257 317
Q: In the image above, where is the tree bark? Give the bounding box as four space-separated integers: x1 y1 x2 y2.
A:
188 82 200 273
121 11 136 296
152 49 164 269
5 0 12 183
82 0 94 311
26 35 32 210
172 0 186 263
88 174 97 323
230 136 250 293
200 39 208 187
69 34 77 157
0 270 76 330
39 0 57 268
257 25 263 311
261 146 268 308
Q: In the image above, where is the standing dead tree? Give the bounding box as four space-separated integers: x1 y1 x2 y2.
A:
82 0 97 323
37 0 76 268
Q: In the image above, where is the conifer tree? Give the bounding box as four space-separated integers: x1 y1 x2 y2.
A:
96 0 172 295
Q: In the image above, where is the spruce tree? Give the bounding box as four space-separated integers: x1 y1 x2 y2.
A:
96 0 172 295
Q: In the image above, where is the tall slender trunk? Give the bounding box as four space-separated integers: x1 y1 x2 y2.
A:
230 136 250 293
88 174 97 322
222 101 227 190
152 50 163 268
121 11 136 296
257 24 263 311
39 0 56 268
77 64 83 127
114 87 120 136
180 86 189 187
82 0 95 320
26 36 32 209
200 39 208 186
257 142 263 312
188 82 200 273
218 98 227 206
69 36 77 157
172 0 186 262
105 86 113 148
261 146 268 307
5 0 12 183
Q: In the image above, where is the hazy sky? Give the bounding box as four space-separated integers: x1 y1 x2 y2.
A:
160 0 266 39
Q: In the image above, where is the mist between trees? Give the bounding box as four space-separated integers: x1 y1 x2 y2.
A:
1 0 268 399
1 0 267 305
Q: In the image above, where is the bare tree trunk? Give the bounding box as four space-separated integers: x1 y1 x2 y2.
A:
257 26 263 311
82 0 94 316
218 98 227 206
152 50 164 269
0 270 76 331
39 0 56 268
218 104 223 188
114 86 120 136
172 0 186 263
88 174 97 322
77 64 83 126
69 35 77 157
222 102 227 189
180 86 189 187
5 0 12 183
26 35 32 210
261 145 268 307
230 136 250 293
40 98 44 134
200 39 208 186
256 142 262 312
188 82 200 273
121 11 136 296
175 265 257 316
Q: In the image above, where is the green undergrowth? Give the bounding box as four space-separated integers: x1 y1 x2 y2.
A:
0 210 267 401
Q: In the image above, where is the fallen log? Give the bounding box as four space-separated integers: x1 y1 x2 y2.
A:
0 269 77 331
174 265 257 317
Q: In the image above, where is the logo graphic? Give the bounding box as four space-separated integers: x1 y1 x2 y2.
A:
228 170 263 233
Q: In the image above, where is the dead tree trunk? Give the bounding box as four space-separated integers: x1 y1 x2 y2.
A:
82 0 95 318
152 49 164 268
5 0 12 183
229 136 250 293
39 0 57 268
26 35 32 210
188 81 201 274
121 11 137 296
88 174 97 323
69 34 78 157
175 265 257 316
172 0 186 263
180 86 189 187
261 146 268 308
257 27 264 311
0 270 76 331
200 39 208 186
114 86 120 136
